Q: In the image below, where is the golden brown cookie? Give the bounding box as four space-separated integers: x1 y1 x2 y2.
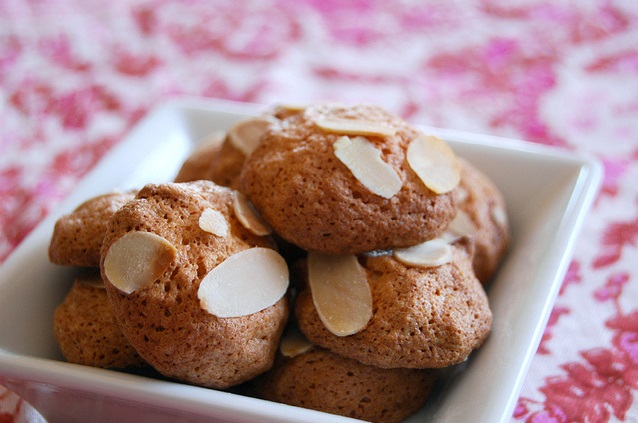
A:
53 271 146 369
173 132 224 183
49 191 136 267
296 239 492 369
249 346 437 423
448 158 510 283
240 103 458 254
174 132 246 190
100 181 289 389
174 112 282 189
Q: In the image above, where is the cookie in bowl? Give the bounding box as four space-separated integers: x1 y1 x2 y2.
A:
249 341 438 423
174 114 278 190
446 157 510 283
100 181 290 389
240 103 460 255
296 237 492 369
48 190 136 267
53 270 146 370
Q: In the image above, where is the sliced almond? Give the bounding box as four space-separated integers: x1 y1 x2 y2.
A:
455 186 469 204
316 117 397 136
280 325 314 358
199 130 226 148
307 252 373 337
394 238 453 268
232 191 271 236
333 135 402 199
199 208 229 237
77 273 106 290
407 134 461 194
277 103 307 112
198 248 289 318
491 205 508 227
103 232 177 294
446 210 478 238
228 117 276 155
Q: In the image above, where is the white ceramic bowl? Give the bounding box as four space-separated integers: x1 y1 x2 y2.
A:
0 98 602 423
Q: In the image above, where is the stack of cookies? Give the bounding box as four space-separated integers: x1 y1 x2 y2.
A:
50 103 509 423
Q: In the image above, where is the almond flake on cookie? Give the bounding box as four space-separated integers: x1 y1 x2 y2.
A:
407 134 461 194
228 117 276 155
277 103 307 112
198 247 289 318
232 191 271 236
316 117 397 136
333 135 402 199
199 208 229 237
104 231 177 294
394 238 453 268
445 210 478 239
280 326 314 358
491 205 508 227
307 252 373 337
455 186 469 204
77 273 107 290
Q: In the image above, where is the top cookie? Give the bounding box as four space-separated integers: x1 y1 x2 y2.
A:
240 103 458 254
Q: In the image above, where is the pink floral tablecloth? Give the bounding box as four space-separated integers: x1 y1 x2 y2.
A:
1 1 638 422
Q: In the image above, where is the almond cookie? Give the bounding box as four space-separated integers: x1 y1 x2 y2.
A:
100 181 289 389
447 158 510 283
249 346 437 423
173 132 246 190
240 103 458 255
53 271 146 369
296 239 492 369
49 191 136 267
174 114 279 189
173 132 225 183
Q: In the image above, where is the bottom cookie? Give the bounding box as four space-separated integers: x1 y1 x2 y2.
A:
53 271 146 369
248 346 437 423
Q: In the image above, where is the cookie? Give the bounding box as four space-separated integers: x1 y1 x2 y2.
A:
250 346 437 423
240 103 458 254
100 181 289 389
296 238 492 369
174 112 281 190
448 158 510 283
173 132 224 183
174 132 246 190
49 190 136 267
53 271 146 369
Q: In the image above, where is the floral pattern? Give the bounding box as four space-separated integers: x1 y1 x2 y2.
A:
1 0 638 421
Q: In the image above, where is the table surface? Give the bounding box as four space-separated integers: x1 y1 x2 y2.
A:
1 1 638 422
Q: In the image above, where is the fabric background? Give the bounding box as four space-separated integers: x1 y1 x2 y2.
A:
1 1 638 421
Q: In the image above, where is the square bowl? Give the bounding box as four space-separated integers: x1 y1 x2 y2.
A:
0 97 602 423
